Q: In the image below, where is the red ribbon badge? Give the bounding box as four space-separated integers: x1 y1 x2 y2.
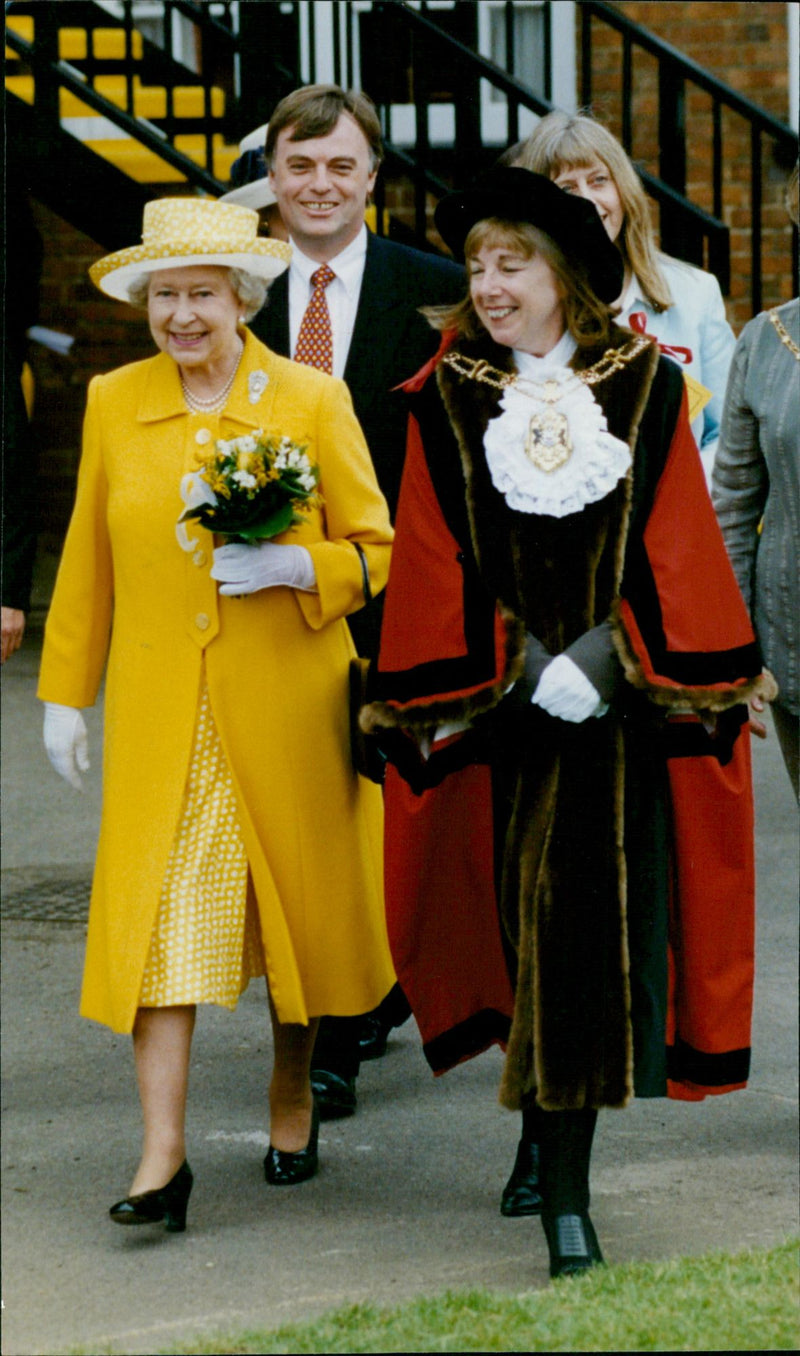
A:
629 311 693 366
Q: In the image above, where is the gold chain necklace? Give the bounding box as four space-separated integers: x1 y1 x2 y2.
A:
768 309 800 362
442 333 650 393
442 336 650 474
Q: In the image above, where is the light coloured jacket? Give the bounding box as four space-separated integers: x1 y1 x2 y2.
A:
712 299 800 714
618 255 736 486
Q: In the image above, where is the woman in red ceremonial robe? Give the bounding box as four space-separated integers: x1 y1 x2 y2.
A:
360 169 776 1280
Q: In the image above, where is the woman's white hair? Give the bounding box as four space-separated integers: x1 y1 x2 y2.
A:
127 266 268 320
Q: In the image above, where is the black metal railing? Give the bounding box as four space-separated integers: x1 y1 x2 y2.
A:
580 0 799 312
5 23 223 195
4 0 239 189
6 0 797 300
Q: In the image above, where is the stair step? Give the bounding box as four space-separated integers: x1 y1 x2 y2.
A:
58 26 145 61
79 135 238 186
5 73 225 119
6 15 144 60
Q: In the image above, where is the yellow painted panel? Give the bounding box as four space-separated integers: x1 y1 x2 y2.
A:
171 86 226 117
59 91 96 118
85 28 143 60
5 14 33 42
58 28 88 60
85 136 238 185
5 75 34 104
87 139 189 184
57 76 225 120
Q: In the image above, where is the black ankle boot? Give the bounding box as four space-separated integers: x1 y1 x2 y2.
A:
501 1100 544 1217
264 1101 320 1185
109 1160 193 1233
501 1140 543 1216
542 1209 604 1278
537 1108 604 1279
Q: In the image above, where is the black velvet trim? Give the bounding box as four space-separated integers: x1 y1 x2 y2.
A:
663 705 748 767
423 1008 512 1075
624 536 763 685
667 1036 751 1087
373 375 502 707
377 723 493 795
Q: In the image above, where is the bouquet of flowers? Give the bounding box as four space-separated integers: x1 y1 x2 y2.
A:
177 431 321 547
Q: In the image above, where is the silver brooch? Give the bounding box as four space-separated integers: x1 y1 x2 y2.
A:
248 370 269 404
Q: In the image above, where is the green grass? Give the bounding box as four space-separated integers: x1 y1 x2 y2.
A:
152 1239 799 1355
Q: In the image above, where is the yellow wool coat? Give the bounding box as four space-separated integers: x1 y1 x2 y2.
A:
38 330 396 1034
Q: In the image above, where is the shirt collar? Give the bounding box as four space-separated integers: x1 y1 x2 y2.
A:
513 330 578 376
619 273 645 311
289 225 369 298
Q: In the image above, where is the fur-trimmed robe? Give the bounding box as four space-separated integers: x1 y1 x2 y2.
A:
362 326 775 1112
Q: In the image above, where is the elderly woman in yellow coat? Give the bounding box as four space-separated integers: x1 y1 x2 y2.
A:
37 197 395 1233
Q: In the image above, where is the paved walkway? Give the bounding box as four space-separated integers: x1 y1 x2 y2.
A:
2 613 798 1356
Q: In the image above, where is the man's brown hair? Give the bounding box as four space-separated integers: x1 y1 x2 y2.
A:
265 84 384 169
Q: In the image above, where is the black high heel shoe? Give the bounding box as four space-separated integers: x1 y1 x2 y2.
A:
542 1210 604 1279
264 1101 320 1186
109 1160 193 1233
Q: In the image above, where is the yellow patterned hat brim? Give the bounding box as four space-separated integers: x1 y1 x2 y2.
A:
89 240 292 302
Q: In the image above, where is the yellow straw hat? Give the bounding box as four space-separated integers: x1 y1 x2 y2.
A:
89 196 291 302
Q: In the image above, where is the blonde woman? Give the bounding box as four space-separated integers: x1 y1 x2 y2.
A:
514 110 735 484
38 198 395 1232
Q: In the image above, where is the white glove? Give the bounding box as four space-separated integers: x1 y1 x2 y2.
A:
43 702 90 790
211 542 316 595
531 654 608 723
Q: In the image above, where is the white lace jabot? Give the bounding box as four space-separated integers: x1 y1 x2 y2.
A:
483 334 632 518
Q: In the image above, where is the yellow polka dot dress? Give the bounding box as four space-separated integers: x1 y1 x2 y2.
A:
138 678 265 1008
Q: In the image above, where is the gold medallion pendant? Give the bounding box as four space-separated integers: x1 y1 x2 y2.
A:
525 404 573 472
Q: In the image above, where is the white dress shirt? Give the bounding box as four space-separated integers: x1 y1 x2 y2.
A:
288 226 369 379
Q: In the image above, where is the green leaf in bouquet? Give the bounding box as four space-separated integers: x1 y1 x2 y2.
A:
235 503 297 541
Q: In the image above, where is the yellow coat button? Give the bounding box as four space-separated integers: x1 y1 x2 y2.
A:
193 549 207 567
195 612 210 631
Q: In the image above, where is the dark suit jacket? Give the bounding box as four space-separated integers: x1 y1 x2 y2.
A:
251 230 464 655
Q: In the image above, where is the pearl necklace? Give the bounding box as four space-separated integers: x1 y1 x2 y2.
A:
180 342 244 413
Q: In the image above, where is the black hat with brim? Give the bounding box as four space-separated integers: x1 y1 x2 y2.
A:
435 167 624 304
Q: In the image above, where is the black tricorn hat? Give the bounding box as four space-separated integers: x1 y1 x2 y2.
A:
435 167 624 304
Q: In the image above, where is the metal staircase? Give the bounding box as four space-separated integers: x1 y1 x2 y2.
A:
5 0 799 304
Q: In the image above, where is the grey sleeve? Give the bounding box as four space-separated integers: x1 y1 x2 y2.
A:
711 323 767 613
505 633 552 705
507 625 621 706
564 621 622 703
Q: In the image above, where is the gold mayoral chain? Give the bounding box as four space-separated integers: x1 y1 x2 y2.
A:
768 309 800 362
442 335 650 474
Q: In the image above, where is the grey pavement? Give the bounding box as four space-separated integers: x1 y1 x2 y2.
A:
2 594 798 1356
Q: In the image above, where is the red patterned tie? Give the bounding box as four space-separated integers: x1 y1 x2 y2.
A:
294 263 336 373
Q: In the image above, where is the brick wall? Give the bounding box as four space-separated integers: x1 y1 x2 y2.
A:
27 199 153 555
580 1 796 330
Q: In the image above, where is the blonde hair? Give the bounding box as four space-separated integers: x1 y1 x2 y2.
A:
424 219 614 350
514 110 673 312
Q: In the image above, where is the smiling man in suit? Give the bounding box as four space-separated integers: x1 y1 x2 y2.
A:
247 84 465 1118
